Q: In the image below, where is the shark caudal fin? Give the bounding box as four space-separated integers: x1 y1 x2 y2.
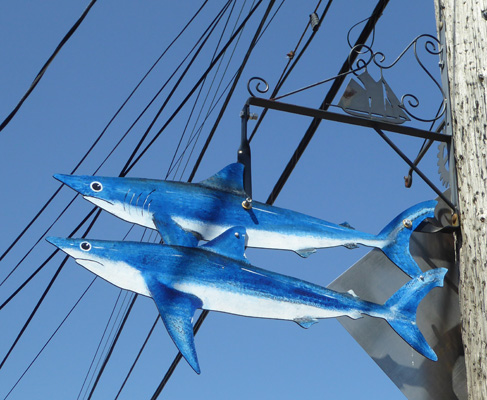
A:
383 268 447 361
378 200 437 277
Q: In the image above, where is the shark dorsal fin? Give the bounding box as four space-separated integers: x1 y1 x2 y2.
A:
198 163 247 195
201 226 248 263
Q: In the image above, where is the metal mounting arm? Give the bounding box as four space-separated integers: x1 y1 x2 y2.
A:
238 103 252 198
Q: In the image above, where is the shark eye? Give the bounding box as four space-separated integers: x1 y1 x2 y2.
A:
90 182 103 192
80 242 91 251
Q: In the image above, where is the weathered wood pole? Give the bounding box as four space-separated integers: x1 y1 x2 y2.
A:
434 1 487 398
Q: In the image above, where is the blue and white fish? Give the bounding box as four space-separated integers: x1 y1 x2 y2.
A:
46 227 446 373
54 163 436 277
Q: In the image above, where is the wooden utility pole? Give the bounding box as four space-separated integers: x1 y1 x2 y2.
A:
434 1 487 398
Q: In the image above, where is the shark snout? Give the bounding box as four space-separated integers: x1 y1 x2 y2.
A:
54 173 88 195
54 174 105 198
53 173 74 188
45 236 69 249
45 236 84 257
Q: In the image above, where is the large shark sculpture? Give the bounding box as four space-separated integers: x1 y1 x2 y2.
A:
46 227 446 373
54 163 436 277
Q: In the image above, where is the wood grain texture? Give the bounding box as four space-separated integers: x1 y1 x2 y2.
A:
435 1 487 398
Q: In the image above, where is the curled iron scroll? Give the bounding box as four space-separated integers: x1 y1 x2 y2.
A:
247 77 269 97
349 34 446 123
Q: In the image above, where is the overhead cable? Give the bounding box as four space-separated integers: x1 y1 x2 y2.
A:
123 0 265 176
0 208 100 370
0 0 208 266
150 1 280 397
266 0 391 204
0 0 98 133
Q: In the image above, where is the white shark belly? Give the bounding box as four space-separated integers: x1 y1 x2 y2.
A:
173 281 360 321
84 196 157 230
76 258 151 296
171 216 382 252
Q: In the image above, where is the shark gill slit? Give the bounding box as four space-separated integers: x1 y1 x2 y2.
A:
141 190 155 217
123 189 131 211
135 193 142 212
128 193 136 215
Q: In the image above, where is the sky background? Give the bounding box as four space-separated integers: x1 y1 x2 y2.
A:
0 1 448 399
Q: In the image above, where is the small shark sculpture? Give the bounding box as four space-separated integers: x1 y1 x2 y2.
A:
47 227 446 373
54 163 436 277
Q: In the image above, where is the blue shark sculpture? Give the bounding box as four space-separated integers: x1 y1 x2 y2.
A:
54 163 436 277
46 228 446 373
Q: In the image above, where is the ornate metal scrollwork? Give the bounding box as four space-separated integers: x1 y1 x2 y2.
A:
260 32 445 126
345 34 446 123
247 77 269 97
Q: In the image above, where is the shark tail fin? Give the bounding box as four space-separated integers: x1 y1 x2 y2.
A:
383 268 447 361
378 200 437 277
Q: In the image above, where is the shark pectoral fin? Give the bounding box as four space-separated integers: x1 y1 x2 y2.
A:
294 317 319 329
146 279 203 374
201 226 249 263
153 216 199 247
343 243 359 250
295 248 316 258
197 163 247 196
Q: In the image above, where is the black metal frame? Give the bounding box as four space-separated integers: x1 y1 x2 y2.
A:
241 95 457 212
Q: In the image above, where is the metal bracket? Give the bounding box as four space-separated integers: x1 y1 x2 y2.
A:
238 103 253 198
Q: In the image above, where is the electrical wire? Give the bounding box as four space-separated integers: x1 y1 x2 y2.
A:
86 294 138 400
150 2 391 396
76 289 125 400
0 0 208 276
176 1 256 181
0 0 98 133
119 0 234 177
113 317 160 400
249 0 333 142
4 277 97 400
122 0 265 177
0 0 208 267
0 208 101 370
149 2 282 397
165 0 239 179
266 0 391 204
188 0 271 183
0 2 260 397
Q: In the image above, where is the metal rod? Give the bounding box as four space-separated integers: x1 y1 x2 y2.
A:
265 0 392 205
374 127 456 211
247 97 451 143
238 103 252 197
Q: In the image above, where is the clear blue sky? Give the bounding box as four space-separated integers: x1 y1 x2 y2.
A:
0 1 445 399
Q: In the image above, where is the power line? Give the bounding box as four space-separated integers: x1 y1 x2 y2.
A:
123 0 265 176
0 0 208 266
249 0 333 142
120 0 234 177
149 2 279 397
76 289 125 400
166 0 241 178
0 0 98 133
0 208 100 370
188 0 271 182
266 0 391 204
150 1 391 397
4 277 97 400
86 294 138 400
